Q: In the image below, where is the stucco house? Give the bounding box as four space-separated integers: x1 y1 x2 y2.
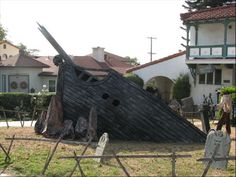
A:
180 4 236 104
126 51 188 103
0 43 132 93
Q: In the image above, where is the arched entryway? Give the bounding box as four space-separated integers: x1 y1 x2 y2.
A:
145 76 174 103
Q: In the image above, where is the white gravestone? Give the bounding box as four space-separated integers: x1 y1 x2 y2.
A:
204 129 231 169
94 133 109 163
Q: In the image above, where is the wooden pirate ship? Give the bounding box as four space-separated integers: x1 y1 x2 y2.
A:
36 23 206 143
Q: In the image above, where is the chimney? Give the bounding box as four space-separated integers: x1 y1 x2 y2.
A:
92 47 105 62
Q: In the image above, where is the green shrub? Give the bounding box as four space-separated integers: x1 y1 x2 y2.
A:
0 92 54 113
124 73 144 87
172 74 191 102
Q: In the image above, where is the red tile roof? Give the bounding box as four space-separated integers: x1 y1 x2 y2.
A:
126 51 186 73
0 53 50 68
73 52 133 75
0 40 20 49
181 4 236 23
36 56 58 76
36 51 133 77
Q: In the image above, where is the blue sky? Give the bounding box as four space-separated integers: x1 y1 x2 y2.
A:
0 0 187 64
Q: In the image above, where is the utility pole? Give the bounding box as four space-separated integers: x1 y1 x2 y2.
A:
147 37 156 62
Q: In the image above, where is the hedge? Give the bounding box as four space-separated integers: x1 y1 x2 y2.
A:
0 92 55 112
123 73 144 87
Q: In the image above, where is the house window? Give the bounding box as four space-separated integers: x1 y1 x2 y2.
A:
199 74 205 84
2 54 7 60
215 69 222 85
206 72 213 84
3 44 6 49
49 80 56 92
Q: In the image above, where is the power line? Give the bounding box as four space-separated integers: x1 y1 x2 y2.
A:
147 37 156 62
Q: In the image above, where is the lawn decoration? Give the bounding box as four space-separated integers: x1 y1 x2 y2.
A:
35 23 206 142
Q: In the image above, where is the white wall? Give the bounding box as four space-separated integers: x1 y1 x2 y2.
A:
198 23 224 45
0 43 19 59
0 67 43 92
132 54 189 84
190 65 234 105
189 22 235 46
227 22 236 44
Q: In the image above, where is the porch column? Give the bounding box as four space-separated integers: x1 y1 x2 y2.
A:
195 24 198 46
223 21 229 58
186 25 190 59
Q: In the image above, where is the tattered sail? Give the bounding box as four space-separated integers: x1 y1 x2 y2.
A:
37 23 206 143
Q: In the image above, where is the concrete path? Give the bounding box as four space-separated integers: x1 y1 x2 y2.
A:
0 121 35 127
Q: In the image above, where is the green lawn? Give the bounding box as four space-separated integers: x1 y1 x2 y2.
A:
0 127 235 177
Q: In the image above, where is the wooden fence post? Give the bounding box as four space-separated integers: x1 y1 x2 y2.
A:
113 152 130 177
171 149 176 177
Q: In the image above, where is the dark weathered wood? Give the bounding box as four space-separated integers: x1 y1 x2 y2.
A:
0 144 11 161
197 156 236 162
171 150 176 177
73 151 87 177
4 135 15 162
0 108 9 128
86 106 97 141
201 144 220 177
5 137 94 146
112 152 130 177
60 154 192 159
41 137 62 175
69 138 92 177
38 23 206 143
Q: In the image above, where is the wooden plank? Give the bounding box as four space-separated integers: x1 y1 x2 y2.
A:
171 150 176 177
0 144 11 161
60 154 192 159
2 109 9 128
69 138 92 177
4 135 15 162
73 151 87 177
113 152 130 177
197 156 236 162
41 137 62 175
201 144 220 177
5 137 95 147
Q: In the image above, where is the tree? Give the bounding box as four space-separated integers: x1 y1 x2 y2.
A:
184 0 235 11
123 73 144 87
172 74 191 102
0 24 7 40
124 56 140 66
17 43 39 56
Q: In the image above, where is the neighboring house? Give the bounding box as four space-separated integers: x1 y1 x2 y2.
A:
0 52 50 93
0 45 132 93
180 4 236 104
126 51 188 103
0 40 20 61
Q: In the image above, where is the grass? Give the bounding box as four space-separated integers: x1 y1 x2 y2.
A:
0 125 235 177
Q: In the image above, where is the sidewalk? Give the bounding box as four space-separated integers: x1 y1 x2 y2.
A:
0 121 35 127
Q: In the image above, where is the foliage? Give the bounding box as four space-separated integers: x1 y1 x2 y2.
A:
145 79 161 97
184 0 235 10
172 74 191 102
0 24 7 40
17 43 39 56
0 92 54 112
123 73 144 87
124 56 140 66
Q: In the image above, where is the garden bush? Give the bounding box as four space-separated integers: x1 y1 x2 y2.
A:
0 92 54 113
123 73 144 87
172 73 191 102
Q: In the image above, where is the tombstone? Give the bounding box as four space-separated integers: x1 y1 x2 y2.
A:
94 133 109 163
204 129 231 169
75 117 88 139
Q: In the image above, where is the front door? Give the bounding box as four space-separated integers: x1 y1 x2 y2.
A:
8 75 29 93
